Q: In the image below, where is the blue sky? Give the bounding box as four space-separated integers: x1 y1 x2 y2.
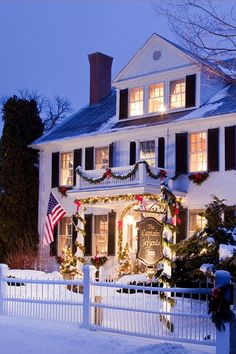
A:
0 0 234 133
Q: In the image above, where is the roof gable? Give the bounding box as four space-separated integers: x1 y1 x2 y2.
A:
113 33 198 83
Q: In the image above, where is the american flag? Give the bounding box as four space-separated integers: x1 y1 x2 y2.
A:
43 192 66 246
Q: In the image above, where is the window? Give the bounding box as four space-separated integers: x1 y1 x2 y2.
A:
129 87 144 116
170 79 186 109
60 152 73 186
94 215 108 256
140 140 155 166
189 132 207 172
148 83 164 113
189 209 207 237
95 147 109 170
58 217 72 256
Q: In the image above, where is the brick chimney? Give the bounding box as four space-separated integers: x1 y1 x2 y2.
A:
88 52 113 105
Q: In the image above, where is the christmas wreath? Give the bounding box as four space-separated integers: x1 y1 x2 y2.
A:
90 256 108 269
208 284 234 331
188 172 209 186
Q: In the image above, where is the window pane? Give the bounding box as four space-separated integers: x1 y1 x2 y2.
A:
95 147 109 170
189 209 207 237
60 152 73 186
148 83 164 113
189 132 207 172
58 217 72 256
140 140 155 166
170 79 186 109
129 87 144 116
94 215 108 256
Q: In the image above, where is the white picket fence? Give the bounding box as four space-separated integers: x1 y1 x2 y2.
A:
0 264 217 346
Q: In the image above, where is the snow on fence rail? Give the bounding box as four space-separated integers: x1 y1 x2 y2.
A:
0 264 216 345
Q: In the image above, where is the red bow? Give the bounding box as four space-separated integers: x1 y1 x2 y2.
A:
105 168 112 179
118 219 123 231
160 169 167 180
174 206 179 215
74 199 81 210
135 195 143 203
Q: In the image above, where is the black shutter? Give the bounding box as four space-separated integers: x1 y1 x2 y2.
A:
130 141 136 165
175 133 188 174
109 143 114 168
73 149 82 186
225 126 236 170
72 215 77 255
50 224 58 256
176 208 188 243
208 128 219 172
85 147 94 170
84 214 93 256
186 74 196 108
51 152 59 188
108 211 116 256
119 89 128 120
158 137 165 168
224 207 236 226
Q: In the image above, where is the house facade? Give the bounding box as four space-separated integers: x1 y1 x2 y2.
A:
32 34 236 272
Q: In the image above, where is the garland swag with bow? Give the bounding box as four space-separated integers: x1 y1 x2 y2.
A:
76 160 178 184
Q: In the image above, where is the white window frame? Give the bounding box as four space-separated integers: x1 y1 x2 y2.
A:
148 81 165 113
189 131 207 173
128 86 144 117
94 146 109 170
58 216 73 256
188 209 207 237
140 140 156 166
169 77 186 110
93 214 108 256
60 152 73 186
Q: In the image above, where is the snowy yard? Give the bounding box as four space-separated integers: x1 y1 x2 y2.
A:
0 316 215 354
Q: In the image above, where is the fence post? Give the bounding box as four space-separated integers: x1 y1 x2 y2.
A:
0 264 8 315
82 264 94 329
215 270 231 354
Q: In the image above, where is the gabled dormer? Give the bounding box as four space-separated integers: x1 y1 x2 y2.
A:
113 33 226 121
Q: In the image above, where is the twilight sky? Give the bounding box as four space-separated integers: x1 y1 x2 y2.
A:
0 0 234 133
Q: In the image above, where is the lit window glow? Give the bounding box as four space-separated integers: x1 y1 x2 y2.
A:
189 132 207 172
95 147 109 170
58 217 72 256
189 209 207 237
148 83 164 113
170 79 186 109
60 152 73 186
129 87 144 116
94 215 108 256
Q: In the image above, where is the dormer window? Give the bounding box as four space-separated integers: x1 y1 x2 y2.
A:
170 78 186 109
148 83 164 113
129 87 144 116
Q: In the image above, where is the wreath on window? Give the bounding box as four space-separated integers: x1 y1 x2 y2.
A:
188 172 209 186
208 284 234 331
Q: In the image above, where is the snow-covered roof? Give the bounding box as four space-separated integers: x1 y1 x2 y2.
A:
32 83 236 146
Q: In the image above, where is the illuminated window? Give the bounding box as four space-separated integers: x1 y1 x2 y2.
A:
95 147 109 170
140 140 155 166
58 217 72 256
148 82 164 113
189 209 207 237
170 79 186 109
94 215 108 256
129 87 144 116
60 152 73 186
189 132 207 172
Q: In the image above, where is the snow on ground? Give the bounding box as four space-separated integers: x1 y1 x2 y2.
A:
0 316 215 354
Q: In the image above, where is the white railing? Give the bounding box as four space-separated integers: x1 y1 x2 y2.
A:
0 264 217 346
77 164 161 190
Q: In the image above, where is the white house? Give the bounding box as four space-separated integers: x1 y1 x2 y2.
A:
32 33 236 272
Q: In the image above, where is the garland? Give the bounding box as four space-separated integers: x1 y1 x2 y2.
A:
208 284 234 331
188 172 209 186
76 160 178 184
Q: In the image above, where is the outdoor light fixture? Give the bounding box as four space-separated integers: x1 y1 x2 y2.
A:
125 215 134 225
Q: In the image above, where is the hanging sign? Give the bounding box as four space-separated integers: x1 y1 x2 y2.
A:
137 217 163 266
